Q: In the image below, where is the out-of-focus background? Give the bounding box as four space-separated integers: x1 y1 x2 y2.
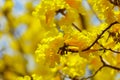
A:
0 0 42 80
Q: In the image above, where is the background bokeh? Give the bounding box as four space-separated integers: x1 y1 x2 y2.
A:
0 0 42 80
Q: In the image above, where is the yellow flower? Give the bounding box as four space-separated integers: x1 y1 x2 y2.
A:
60 53 87 78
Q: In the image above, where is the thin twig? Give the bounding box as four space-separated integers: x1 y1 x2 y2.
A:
97 42 120 53
100 55 120 70
79 13 86 30
105 64 120 70
72 23 82 32
56 9 82 32
81 66 104 80
81 55 120 80
99 56 106 65
82 21 119 52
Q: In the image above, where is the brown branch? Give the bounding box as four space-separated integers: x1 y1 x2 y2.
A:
107 48 120 53
81 66 104 80
100 55 120 70
80 56 104 80
82 21 119 52
99 56 106 65
80 55 120 80
72 23 82 32
79 13 86 30
97 42 120 53
105 64 120 70
56 9 82 32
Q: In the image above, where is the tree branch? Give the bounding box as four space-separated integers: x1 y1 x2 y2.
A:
97 42 120 54
56 9 82 32
81 66 104 80
72 23 81 32
80 55 120 80
82 21 119 52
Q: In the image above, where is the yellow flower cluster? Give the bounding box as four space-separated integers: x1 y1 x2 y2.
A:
60 53 87 78
16 0 120 80
88 0 120 23
32 0 84 31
